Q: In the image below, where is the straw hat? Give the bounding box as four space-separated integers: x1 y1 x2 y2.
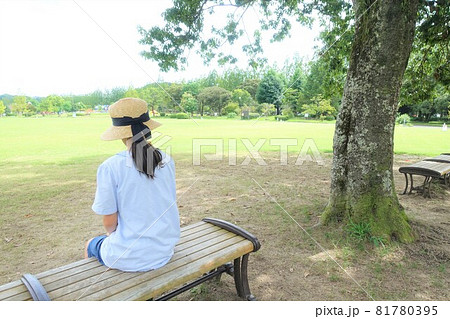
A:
101 98 161 141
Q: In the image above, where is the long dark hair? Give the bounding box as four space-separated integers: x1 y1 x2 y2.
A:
130 139 163 179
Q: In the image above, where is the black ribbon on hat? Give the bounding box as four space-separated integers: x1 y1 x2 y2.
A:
111 111 151 141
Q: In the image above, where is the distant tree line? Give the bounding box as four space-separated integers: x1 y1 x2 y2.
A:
1 55 447 121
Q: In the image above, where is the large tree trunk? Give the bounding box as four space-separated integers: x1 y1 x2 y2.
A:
323 0 419 242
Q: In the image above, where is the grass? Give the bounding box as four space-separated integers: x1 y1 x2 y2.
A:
346 220 386 248
0 116 449 300
0 116 448 165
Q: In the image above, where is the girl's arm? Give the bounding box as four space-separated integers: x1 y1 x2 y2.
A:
103 213 118 236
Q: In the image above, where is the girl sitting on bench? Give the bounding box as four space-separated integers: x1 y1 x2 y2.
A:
84 98 180 272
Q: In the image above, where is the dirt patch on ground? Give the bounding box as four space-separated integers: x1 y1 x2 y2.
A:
0 153 448 300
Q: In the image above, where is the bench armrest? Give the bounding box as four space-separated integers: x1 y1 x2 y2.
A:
202 218 261 252
21 274 51 301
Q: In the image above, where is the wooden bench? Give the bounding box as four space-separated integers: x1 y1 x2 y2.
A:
0 218 260 301
424 154 450 164
399 160 450 197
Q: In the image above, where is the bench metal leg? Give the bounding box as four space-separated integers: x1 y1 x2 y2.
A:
402 173 408 195
407 175 431 197
424 176 430 198
233 254 256 300
404 174 439 198
233 257 244 298
409 174 414 194
241 254 255 300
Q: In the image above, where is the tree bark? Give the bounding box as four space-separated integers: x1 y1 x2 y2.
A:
323 0 419 242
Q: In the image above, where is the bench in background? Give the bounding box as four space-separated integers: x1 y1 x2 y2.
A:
0 218 260 301
424 154 450 164
399 155 450 197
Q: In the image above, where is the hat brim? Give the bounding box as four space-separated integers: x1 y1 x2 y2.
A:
100 119 162 141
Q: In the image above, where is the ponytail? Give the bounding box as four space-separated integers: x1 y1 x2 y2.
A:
130 140 163 179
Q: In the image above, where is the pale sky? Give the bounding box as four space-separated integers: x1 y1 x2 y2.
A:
0 0 321 97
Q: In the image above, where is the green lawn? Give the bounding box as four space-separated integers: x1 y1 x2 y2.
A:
0 116 448 165
0 116 448 300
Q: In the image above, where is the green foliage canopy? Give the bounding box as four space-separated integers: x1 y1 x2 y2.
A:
197 86 232 114
10 96 27 114
237 78 260 99
256 70 284 114
180 92 199 115
301 95 337 119
40 95 66 113
138 0 315 71
231 88 253 107
0 101 5 115
138 0 448 122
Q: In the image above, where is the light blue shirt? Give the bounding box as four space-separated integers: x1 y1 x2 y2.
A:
92 150 180 272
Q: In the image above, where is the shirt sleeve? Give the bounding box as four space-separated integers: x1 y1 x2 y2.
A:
92 162 118 215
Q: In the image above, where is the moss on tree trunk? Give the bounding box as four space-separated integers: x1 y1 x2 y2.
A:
323 189 414 243
323 0 419 243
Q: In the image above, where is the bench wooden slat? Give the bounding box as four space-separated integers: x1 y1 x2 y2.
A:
55 235 246 300
30 231 238 300
48 270 131 301
0 220 258 301
4 270 129 301
0 263 106 301
0 280 23 295
0 261 103 301
179 221 206 232
0 258 98 296
0 257 109 300
399 160 450 177
47 230 236 299
42 223 219 286
174 229 230 252
0 222 212 287
424 155 450 163
0 282 28 300
127 241 253 301
37 258 98 282
0 257 111 300
97 239 253 301
4 228 237 301
2 292 32 301
0 223 219 299
39 260 103 285
124 241 253 301
69 236 246 301
177 225 224 245
43 264 106 292
179 221 214 236
4 264 110 301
